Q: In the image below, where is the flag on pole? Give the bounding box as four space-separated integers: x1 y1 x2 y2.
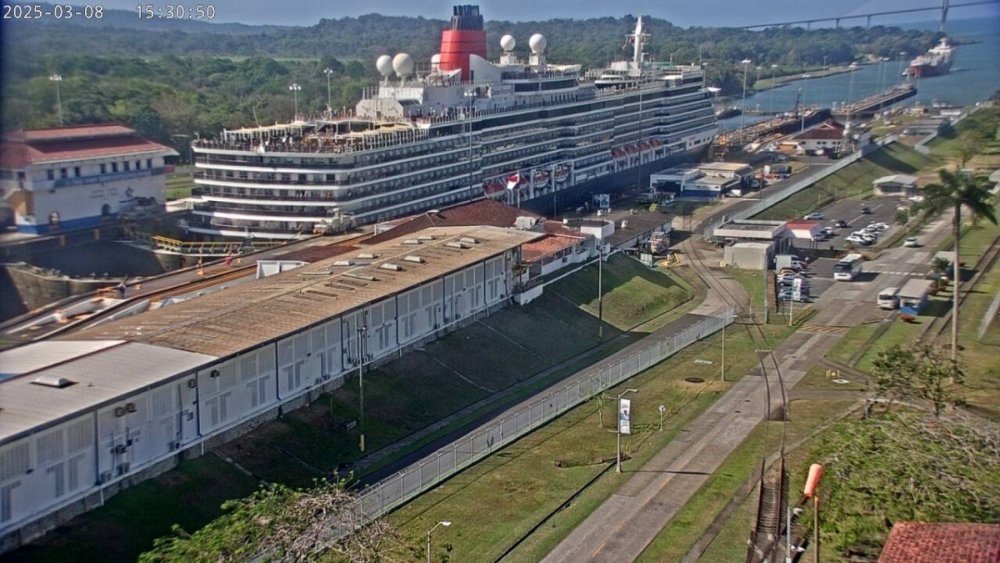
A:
506 172 521 190
619 398 631 435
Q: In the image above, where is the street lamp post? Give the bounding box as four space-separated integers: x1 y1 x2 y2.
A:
323 68 334 112
616 388 638 473
800 74 810 133
597 242 605 339
49 74 63 126
288 83 301 120
738 59 752 146
356 318 368 452
426 520 452 563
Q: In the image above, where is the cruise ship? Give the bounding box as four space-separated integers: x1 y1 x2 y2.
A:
189 6 717 239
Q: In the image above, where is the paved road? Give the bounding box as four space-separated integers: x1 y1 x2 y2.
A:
541 209 954 563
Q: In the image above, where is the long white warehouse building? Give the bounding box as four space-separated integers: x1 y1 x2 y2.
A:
0 225 540 549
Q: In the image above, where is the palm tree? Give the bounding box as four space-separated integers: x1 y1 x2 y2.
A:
919 169 997 359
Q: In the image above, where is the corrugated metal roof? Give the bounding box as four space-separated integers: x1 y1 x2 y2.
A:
0 342 216 441
0 340 124 379
64 226 541 357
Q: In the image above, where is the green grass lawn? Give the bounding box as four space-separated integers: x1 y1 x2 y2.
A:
547 253 691 331
391 304 801 561
693 399 861 563
164 172 194 200
826 321 882 366
753 143 939 221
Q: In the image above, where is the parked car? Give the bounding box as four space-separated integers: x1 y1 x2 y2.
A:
904 237 921 247
835 220 849 228
861 206 873 214
804 212 824 220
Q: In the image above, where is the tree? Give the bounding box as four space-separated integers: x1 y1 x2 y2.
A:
870 343 964 417
142 479 399 562
917 169 997 359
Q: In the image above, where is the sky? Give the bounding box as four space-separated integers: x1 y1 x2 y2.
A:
84 0 1000 27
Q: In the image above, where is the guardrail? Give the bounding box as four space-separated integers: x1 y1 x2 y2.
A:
702 135 899 239
353 308 735 520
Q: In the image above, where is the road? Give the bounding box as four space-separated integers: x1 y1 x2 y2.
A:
541 210 955 562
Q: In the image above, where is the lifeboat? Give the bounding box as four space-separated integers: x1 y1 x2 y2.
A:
650 138 663 148
612 149 627 159
555 164 570 182
532 169 550 187
483 179 506 196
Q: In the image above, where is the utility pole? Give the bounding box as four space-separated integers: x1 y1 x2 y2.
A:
356 312 368 453
598 243 604 339
49 74 63 126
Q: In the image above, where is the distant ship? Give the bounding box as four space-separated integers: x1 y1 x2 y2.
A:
188 7 717 239
904 37 954 78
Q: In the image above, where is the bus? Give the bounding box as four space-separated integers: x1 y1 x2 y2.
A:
833 253 864 281
877 287 900 309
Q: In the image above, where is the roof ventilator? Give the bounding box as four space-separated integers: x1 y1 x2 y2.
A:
380 263 404 272
31 375 76 389
403 255 425 264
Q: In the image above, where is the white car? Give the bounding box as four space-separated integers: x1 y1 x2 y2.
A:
804 212 824 220
904 237 921 247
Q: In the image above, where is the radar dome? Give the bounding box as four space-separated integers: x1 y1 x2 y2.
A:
376 55 393 77
431 53 442 65
392 53 414 77
529 33 547 54
500 35 516 52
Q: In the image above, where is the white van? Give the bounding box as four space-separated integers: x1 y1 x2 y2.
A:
877 287 900 310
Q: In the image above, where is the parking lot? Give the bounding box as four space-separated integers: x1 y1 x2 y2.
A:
790 196 905 252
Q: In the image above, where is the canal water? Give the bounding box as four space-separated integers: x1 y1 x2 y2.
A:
718 17 1000 132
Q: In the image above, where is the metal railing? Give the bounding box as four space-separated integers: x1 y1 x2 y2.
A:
352 308 735 520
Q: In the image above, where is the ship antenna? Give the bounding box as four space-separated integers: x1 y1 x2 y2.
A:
633 16 649 66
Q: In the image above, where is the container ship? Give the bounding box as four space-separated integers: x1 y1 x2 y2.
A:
904 37 954 78
189 6 717 239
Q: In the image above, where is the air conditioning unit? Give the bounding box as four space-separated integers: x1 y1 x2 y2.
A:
117 462 131 475
187 379 198 388
114 407 127 417
112 444 128 455
125 402 137 413
210 369 221 378
99 471 114 484
169 440 182 451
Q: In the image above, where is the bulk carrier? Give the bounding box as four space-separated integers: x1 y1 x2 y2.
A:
189 5 717 239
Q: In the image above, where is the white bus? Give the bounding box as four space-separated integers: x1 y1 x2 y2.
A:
877 287 900 309
833 253 864 281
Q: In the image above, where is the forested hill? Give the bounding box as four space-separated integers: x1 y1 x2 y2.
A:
1 4 940 154
4 3 937 65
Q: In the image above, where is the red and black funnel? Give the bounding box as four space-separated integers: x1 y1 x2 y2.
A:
438 5 487 82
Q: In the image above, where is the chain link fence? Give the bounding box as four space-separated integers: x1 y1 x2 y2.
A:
354 308 735 520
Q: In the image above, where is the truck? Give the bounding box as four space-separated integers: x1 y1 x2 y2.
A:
897 279 934 314
775 254 805 271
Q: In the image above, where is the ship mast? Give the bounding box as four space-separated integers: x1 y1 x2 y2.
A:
632 17 649 66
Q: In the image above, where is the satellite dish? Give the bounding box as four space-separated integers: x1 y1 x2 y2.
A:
392 53 414 77
529 33 547 54
500 34 515 52
431 53 442 66
376 55 393 77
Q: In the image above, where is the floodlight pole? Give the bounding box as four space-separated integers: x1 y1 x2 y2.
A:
598 243 604 339
357 316 368 452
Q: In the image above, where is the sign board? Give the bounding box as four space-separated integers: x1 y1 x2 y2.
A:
640 252 654 267
593 193 611 209
619 398 631 435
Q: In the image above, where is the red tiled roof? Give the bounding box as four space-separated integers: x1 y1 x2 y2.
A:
0 125 174 168
794 119 845 141
879 523 1000 563
522 234 583 262
6 124 136 142
362 199 542 245
785 221 820 229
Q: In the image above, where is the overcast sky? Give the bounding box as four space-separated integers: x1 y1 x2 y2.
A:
89 0 1000 27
